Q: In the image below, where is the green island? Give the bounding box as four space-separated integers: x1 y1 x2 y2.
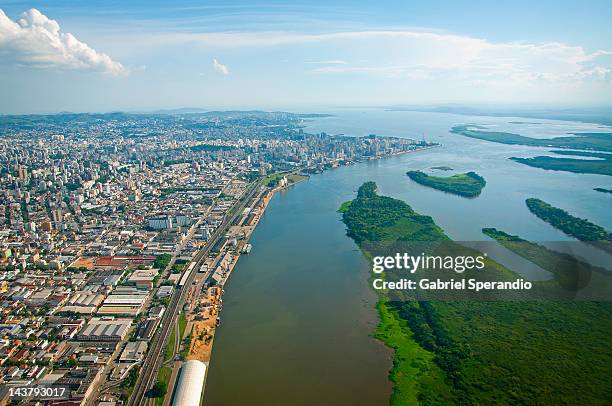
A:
526 198 612 254
594 187 612 194
406 170 486 198
341 182 612 405
451 125 612 152
510 150 612 176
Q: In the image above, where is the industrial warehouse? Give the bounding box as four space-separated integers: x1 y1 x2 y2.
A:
171 360 207 406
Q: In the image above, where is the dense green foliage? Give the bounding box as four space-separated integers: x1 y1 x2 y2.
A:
526 198 612 253
341 183 612 405
342 182 448 244
151 380 168 399
406 171 486 197
154 254 173 270
451 125 612 152
510 150 612 176
151 381 167 398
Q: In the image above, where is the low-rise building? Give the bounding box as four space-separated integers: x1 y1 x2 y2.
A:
76 318 132 341
119 341 148 362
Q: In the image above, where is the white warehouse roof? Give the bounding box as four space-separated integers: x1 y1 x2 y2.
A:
172 360 207 406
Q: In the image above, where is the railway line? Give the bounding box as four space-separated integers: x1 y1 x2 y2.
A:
127 181 262 406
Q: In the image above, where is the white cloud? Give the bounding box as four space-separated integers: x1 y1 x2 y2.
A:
212 58 229 75
0 8 124 75
158 30 611 89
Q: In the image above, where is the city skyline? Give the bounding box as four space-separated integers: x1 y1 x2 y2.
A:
0 0 611 114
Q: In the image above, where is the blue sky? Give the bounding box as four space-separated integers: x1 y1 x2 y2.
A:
0 0 611 113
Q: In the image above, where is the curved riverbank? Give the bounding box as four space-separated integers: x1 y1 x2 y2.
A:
203 172 394 405
203 110 612 405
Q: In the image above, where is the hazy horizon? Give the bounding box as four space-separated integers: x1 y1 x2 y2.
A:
1 0 611 114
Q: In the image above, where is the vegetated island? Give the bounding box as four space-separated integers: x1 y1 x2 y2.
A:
594 187 612 194
451 124 612 152
526 198 612 254
406 170 486 197
340 182 612 405
482 227 611 291
510 150 612 176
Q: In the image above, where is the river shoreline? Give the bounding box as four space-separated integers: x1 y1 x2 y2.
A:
202 149 438 404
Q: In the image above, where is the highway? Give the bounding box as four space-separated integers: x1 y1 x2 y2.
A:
128 180 262 406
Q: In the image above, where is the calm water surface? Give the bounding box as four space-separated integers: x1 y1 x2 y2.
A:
204 109 612 405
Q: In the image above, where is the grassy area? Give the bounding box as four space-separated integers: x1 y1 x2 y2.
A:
162 312 188 363
337 200 352 213
451 125 612 152
406 170 486 198
263 173 308 187
263 173 284 187
374 300 455 405
178 312 187 339
164 321 177 362
154 365 172 406
340 182 612 404
155 313 188 403
288 174 309 183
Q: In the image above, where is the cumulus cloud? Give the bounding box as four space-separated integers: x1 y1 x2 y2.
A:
212 58 229 75
0 8 124 75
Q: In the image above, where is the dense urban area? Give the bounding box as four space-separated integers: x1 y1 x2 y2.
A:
0 111 432 405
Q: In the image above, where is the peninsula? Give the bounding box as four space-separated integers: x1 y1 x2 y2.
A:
510 150 612 176
450 125 612 152
525 198 612 253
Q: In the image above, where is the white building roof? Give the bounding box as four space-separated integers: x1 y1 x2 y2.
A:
172 360 207 406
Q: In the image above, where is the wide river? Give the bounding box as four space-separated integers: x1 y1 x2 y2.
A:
203 109 611 405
